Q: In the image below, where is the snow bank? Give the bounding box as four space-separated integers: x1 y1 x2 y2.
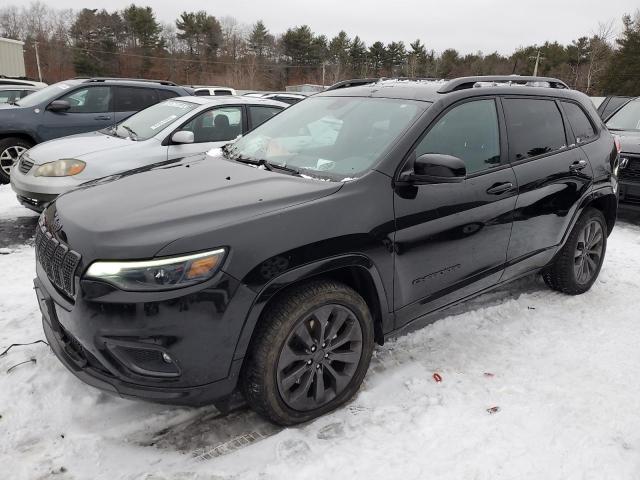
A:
2 183 640 479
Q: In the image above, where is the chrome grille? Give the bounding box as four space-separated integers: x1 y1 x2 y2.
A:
35 217 81 299
19 156 34 174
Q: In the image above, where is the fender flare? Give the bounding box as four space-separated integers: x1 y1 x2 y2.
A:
231 253 393 361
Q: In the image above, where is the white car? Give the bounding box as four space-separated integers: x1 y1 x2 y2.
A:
10 95 286 211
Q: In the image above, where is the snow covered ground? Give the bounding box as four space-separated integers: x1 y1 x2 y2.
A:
2 183 640 480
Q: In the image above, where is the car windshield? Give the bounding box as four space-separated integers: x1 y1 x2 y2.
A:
109 100 198 141
15 81 79 108
225 96 423 180
606 99 640 131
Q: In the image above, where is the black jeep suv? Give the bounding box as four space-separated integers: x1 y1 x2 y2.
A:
0 77 192 183
34 76 619 425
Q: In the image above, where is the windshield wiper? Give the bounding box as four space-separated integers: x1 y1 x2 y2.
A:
121 125 138 140
233 156 302 176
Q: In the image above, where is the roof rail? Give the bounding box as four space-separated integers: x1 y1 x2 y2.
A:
75 77 178 87
438 75 569 93
326 77 440 91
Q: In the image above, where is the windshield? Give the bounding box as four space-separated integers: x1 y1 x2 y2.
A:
225 96 423 180
606 99 640 131
110 100 198 141
15 81 79 108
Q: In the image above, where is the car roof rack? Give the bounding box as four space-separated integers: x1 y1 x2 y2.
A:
75 77 178 87
438 75 569 93
326 77 439 91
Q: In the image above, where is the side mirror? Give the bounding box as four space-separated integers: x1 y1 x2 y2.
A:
401 153 466 185
47 100 71 113
171 130 195 144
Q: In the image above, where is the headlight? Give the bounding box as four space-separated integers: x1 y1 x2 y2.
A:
34 159 86 177
84 249 226 291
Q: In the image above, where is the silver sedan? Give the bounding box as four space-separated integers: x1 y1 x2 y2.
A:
10 95 287 211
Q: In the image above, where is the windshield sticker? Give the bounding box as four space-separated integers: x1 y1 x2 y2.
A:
163 101 191 109
150 115 178 131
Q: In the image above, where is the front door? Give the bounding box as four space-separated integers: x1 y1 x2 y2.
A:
393 98 517 327
39 86 114 141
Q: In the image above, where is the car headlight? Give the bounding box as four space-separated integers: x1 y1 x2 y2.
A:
84 249 227 291
34 159 86 177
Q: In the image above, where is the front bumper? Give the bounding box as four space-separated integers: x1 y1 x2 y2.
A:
35 261 255 407
10 167 80 212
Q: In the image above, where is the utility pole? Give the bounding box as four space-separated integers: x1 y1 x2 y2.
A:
34 41 43 82
531 49 544 77
322 62 327 87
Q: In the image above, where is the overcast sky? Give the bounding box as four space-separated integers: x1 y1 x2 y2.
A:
44 0 638 54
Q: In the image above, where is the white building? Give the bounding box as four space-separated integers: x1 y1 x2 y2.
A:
0 37 26 77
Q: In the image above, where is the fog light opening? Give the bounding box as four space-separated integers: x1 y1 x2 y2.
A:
161 352 173 364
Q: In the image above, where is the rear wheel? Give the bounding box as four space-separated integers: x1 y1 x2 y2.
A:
0 137 33 184
543 208 607 295
242 279 374 425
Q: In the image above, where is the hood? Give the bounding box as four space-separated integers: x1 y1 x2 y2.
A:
51 154 342 261
617 130 640 155
27 131 141 163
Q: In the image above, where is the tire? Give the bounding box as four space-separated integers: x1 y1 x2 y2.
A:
241 279 374 425
543 208 607 295
0 137 33 184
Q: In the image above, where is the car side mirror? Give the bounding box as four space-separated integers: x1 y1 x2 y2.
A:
46 100 71 113
171 131 195 144
400 153 466 185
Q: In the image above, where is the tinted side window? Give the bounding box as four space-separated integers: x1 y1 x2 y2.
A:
249 106 282 129
415 99 501 175
114 87 158 112
60 86 112 113
561 101 596 143
157 89 179 101
502 99 566 162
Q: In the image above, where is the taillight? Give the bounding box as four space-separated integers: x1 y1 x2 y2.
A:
614 135 621 154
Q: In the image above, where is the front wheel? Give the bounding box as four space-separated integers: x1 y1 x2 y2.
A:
0 137 33 184
241 279 374 425
543 208 607 295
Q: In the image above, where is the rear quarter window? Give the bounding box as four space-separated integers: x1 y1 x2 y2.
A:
561 101 596 143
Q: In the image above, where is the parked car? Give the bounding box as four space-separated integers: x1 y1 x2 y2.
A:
242 91 309 105
604 97 640 207
0 77 193 183
34 76 618 426
0 85 40 104
0 77 48 89
11 96 286 211
190 85 237 96
596 95 635 120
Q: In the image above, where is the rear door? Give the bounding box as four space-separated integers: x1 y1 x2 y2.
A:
39 86 114 141
502 96 593 280
113 86 159 123
393 97 518 326
166 105 245 160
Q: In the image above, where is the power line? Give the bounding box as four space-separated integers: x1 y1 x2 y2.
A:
59 44 326 69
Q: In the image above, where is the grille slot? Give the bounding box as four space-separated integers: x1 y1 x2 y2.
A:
35 217 81 299
19 157 34 174
620 155 640 181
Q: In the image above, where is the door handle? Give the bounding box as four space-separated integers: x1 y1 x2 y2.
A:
569 159 588 172
94 115 111 120
486 182 514 195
